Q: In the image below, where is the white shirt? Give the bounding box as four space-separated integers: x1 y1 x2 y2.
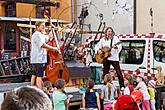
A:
95 36 122 61
30 31 49 63
136 81 150 100
124 86 130 95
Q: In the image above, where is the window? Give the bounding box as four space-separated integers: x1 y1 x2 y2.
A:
36 6 50 18
5 3 16 17
153 40 165 63
119 40 145 64
4 26 16 51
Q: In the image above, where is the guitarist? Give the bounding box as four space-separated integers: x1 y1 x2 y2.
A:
95 27 124 89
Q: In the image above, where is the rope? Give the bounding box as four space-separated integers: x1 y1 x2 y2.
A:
19 27 30 34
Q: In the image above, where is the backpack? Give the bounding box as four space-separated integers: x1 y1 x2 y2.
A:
115 95 139 110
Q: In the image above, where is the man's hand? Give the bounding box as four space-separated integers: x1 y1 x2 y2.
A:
52 47 58 52
1 49 4 54
98 49 102 54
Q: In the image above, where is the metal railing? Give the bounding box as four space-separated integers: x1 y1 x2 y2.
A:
0 56 32 83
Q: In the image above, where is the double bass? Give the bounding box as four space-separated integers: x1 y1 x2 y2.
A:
45 11 69 84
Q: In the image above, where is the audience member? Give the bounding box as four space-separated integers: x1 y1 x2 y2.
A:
155 66 164 85
163 99 165 110
135 74 150 110
100 74 118 110
82 79 100 110
148 80 156 110
1 86 52 110
113 94 139 110
123 74 134 95
52 79 72 110
131 90 143 109
43 80 53 100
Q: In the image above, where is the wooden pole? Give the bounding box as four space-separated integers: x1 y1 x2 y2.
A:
29 18 32 40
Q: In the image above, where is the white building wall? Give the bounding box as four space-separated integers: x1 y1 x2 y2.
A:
136 0 165 34
76 0 134 34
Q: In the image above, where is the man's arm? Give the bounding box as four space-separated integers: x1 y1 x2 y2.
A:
82 93 86 109
96 92 101 110
41 43 58 52
113 36 122 52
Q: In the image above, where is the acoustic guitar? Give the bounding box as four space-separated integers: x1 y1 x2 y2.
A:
95 42 121 64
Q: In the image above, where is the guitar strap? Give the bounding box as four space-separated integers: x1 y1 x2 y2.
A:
110 37 113 51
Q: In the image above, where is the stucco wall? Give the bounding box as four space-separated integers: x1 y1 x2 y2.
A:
136 0 165 34
16 1 72 22
76 0 134 34
16 3 36 18
51 0 72 22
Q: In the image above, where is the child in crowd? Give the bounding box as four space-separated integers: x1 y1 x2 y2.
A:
131 90 143 110
44 81 53 92
52 79 72 110
82 79 100 110
100 74 118 110
43 81 53 99
1 86 52 110
123 74 134 95
113 94 139 110
155 66 164 85
148 80 156 110
135 74 150 110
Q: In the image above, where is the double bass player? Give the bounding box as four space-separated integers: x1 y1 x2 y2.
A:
30 21 58 89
